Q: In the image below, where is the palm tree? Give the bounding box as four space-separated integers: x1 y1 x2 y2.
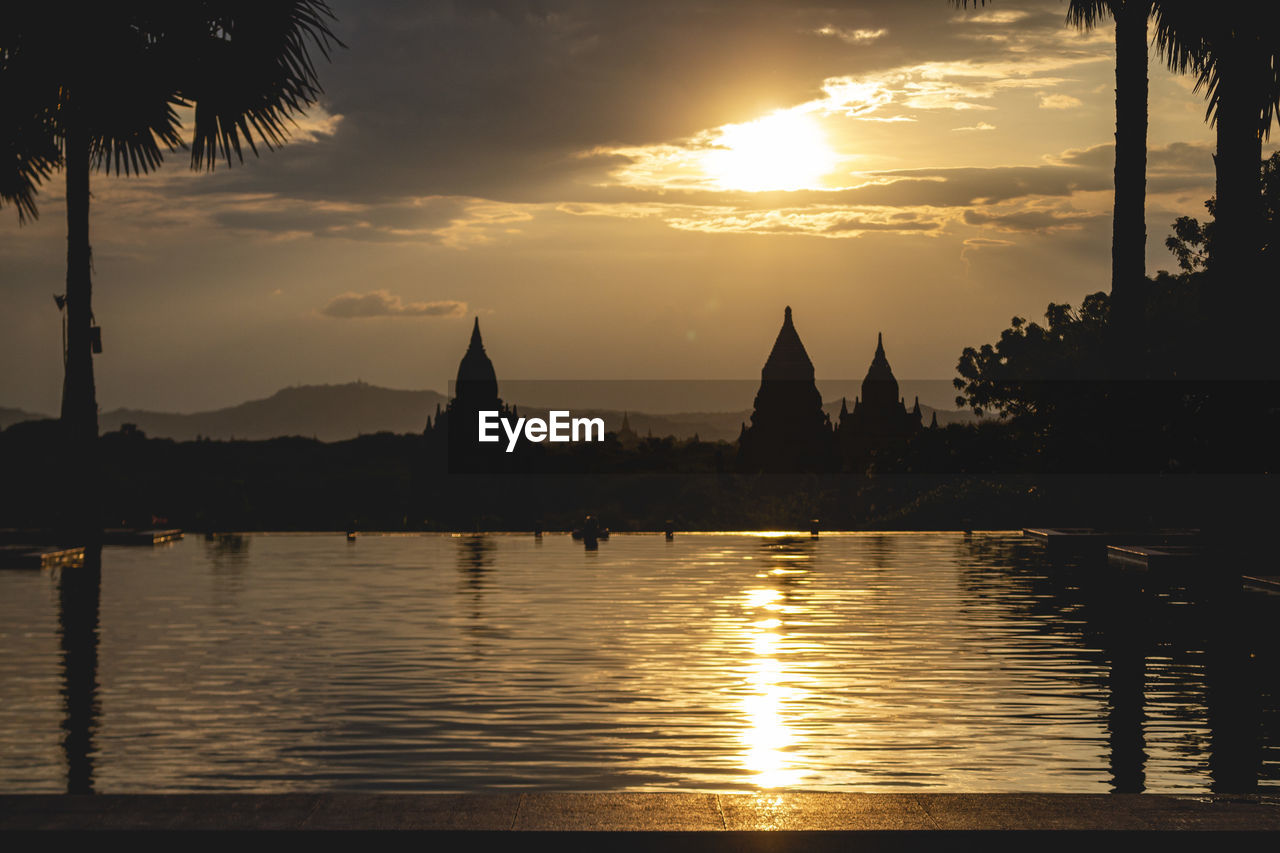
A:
1065 2 1153 376
953 2 1156 375
1 4 341 532
1157 4 1280 375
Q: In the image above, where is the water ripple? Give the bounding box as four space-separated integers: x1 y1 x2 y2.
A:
1 532 1276 793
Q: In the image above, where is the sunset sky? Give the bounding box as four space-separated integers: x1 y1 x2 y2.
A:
1 0 1265 415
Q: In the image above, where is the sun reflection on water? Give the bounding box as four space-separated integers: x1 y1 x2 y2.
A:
738 556 813 788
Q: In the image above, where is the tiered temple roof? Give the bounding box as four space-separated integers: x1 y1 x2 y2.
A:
761 306 815 382
738 306 834 472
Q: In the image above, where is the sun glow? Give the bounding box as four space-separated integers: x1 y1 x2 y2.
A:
701 110 838 192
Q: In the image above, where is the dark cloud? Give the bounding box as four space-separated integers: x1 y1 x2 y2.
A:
212 197 478 242
962 207 1100 232
1058 141 1215 176
823 217 942 233
182 0 1083 205
321 290 467 318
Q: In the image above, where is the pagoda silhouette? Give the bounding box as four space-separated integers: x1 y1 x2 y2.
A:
424 318 518 471
615 412 641 450
737 306 836 472
837 332 923 467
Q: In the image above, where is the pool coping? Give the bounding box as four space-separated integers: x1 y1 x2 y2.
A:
3 792 1279 832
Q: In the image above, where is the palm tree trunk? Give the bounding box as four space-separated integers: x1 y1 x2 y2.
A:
1209 41 1265 377
60 112 100 538
1110 0 1150 378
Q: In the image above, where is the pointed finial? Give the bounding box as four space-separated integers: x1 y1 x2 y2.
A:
469 317 483 349
840 396 848 416
784 305 792 322
876 331 884 356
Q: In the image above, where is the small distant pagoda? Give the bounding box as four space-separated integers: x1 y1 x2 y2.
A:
737 306 835 472
615 412 641 450
837 332 922 465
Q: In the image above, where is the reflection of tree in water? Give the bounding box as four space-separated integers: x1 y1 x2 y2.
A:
205 533 250 561
204 534 252 601
57 546 101 794
1201 587 1267 793
456 534 496 590
955 536 1158 792
954 534 1277 793
455 535 498 644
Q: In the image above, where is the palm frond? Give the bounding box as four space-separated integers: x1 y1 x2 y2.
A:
80 19 186 176
1065 1 1116 31
0 112 60 223
0 24 63 222
1154 4 1280 136
175 1 344 170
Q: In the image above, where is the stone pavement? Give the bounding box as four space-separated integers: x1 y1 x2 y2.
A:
3 792 1278 846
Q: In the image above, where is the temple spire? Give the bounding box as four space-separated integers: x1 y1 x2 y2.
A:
876 332 884 358
761 305 814 381
455 316 499 405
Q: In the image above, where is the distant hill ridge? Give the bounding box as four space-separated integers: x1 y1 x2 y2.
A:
97 382 448 442
3 382 975 442
0 407 44 432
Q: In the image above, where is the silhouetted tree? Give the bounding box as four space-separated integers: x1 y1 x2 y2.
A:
0 3 341 534
1063 1 1154 376
1163 151 1280 276
954 293 1110 423
950 291 1210 474
1157 4 1280 374
952 1 1171 376
1164 203 1214 274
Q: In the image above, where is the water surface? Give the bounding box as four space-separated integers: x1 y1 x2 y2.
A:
1 532 1275 793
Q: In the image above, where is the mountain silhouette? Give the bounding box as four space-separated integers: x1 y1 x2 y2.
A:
3 383 976 442
0 407 46 431
98 382 448 441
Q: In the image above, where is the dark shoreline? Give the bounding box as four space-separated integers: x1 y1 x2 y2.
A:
2 421 1273 540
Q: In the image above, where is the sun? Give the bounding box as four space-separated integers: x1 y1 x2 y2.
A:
701 110 838 192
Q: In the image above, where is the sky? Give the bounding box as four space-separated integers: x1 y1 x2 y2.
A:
0 0 1260 415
